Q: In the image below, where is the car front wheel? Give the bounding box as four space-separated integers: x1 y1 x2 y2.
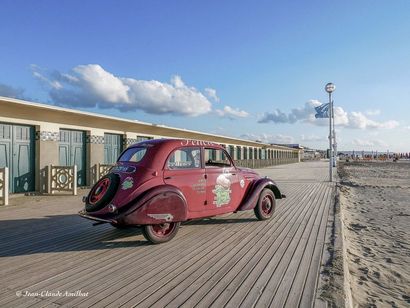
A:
254 188 276 220
142 222 181 244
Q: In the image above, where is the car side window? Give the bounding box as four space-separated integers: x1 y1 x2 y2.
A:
167 147 201 169
205 148 232 168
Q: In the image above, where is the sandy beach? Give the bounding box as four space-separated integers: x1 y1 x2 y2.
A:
338 161 410 307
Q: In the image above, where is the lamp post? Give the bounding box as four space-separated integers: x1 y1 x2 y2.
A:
325 82 336 182
332 102 337 167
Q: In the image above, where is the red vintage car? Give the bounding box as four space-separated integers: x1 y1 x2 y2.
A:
79 139 285 244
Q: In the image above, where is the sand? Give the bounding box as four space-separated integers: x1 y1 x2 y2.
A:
338 161 410 308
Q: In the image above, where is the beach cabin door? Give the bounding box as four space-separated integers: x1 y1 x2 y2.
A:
0 123 35 193
59 129 86 186
104 133 123 164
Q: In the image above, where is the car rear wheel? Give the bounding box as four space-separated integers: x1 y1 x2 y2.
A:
86 173 120 212
254 188 276 220
142 222 181 244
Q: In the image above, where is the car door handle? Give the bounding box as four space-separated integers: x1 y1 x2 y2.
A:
164 176 172 180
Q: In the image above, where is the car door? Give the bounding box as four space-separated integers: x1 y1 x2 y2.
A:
204 147 241 215
163 147 207 215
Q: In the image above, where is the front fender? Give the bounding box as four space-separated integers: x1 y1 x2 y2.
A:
237 178 284 211
117 185 188 225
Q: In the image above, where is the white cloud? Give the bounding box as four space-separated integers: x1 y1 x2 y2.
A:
240 133 294 144
349 112 399 129
258 109 289 123
30 64 63 90
334 107 350 126
352 138 388 148
348 112 373 129
32 64 213 117
216 105 249 119
259 100 320 124
300 134 327 142
259 100 398 130
204 88 220 102
73 65 129 103
365 109 381 116
32 71 63 90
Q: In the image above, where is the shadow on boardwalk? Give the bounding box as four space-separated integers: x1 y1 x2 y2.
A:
0 215 259 257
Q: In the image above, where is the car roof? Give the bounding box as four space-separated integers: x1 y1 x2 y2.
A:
124 139 227 169
128 138 225 150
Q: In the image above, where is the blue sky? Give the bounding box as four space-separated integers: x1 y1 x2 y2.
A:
1 0 410 152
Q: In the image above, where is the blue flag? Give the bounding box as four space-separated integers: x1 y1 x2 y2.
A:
314 103 330 118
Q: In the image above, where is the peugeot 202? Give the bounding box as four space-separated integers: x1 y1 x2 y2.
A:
79 139 285 244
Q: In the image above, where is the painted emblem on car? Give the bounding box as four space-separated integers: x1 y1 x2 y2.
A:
212 173 232 207
240 179 245 188
147 213 174 222
121 177 134 190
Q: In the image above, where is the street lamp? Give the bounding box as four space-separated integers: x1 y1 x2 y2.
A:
325 83 336 93
325 82 335 182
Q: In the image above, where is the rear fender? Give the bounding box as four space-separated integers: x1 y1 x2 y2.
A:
117 185 188 225
237 178 284 211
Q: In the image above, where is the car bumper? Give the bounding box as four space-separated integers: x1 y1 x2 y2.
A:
78 210 117 224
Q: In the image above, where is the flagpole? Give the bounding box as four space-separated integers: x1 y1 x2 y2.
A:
325 83 336 182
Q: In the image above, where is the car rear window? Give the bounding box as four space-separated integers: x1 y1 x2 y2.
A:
118 147 147 163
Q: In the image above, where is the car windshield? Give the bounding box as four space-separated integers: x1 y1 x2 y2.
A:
118 147 148 163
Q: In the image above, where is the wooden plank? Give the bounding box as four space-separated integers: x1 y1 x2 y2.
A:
0 161 335 308
299 182 334 307
237 181 328 307
77 204 292 307
4 210 223 286
4 229 137 288
43 212 258 306
272 183 331 307
257 183 329 307
55 221 244 306
153 185 311 307
2 226 111 275
177 184 316 307
22 216 230 304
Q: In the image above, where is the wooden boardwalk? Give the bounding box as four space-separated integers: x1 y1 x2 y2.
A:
0 161 334 308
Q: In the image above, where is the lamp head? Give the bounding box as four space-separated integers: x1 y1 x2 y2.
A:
325 82 336 93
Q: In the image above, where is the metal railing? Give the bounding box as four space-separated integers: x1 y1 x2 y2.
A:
234 158 298 168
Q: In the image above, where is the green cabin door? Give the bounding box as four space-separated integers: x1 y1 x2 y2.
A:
0 123 35 193
104 133 122 164
59 129 86 186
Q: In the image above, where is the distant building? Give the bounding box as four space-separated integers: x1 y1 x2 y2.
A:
302 147 325 160
0 96 301 194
